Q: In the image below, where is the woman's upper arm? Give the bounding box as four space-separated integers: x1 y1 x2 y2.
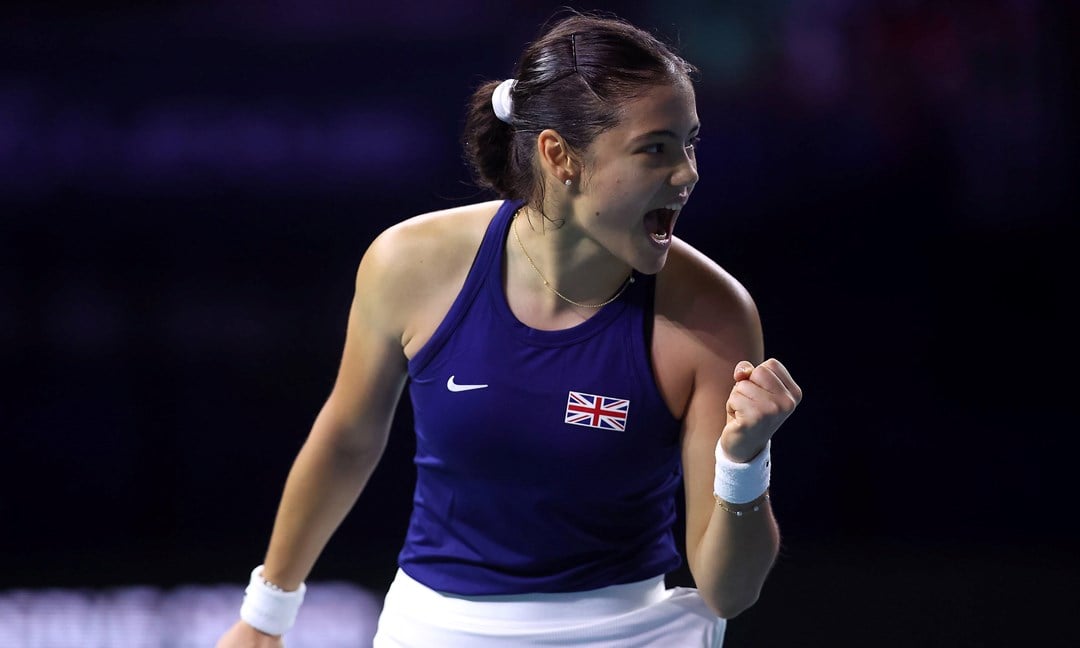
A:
310 226 413 454
313 203 494 453
661 247 764 563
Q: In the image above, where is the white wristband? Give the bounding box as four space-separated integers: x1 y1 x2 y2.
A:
239 565 306 636
713 440 771 504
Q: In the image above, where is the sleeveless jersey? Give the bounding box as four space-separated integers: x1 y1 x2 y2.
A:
398 199 683 595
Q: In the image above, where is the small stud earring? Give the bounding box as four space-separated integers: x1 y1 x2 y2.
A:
564 178 572 187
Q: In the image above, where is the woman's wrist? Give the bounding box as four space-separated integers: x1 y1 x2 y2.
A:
713 439 771 505
239 564 307 636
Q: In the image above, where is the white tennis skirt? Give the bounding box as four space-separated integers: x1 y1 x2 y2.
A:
372 568 726 647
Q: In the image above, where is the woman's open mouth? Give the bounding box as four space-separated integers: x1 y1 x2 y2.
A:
643 203 682 246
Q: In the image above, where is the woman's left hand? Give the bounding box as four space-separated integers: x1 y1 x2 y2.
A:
718 358 802 463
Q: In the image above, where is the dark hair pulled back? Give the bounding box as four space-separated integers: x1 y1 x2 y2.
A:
462 11 697 208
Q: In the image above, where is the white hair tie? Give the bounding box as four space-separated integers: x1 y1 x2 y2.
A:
491 78 517 124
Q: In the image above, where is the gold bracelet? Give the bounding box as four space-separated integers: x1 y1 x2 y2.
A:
714 490 769 517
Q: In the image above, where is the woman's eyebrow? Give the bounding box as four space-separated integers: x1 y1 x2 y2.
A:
629 124 701 142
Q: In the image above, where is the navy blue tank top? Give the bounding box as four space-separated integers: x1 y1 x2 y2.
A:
399 199 683 595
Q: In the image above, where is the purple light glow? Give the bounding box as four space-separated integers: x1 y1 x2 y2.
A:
0 92 438 199
0 582 383 648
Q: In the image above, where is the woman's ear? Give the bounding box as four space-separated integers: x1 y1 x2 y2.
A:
535 129 578 186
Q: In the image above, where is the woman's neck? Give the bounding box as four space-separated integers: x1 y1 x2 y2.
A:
508 206 634 314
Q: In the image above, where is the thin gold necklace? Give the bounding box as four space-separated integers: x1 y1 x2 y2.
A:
512 212 634 309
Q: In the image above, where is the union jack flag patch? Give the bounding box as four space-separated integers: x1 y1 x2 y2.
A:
564 391 630 431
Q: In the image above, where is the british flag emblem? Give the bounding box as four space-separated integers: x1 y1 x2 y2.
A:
564 391 630 431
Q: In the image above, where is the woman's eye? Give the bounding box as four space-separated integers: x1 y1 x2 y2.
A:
640 137 699 155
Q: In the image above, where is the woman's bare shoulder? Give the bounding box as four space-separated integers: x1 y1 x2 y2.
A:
357 200 504 353
655 237 762 359
660 238 755 314
362 200 502 286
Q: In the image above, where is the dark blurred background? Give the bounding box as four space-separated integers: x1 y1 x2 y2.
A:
2 1 1076 646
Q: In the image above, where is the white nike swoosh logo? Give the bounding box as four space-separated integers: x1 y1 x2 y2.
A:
446 375 489 392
